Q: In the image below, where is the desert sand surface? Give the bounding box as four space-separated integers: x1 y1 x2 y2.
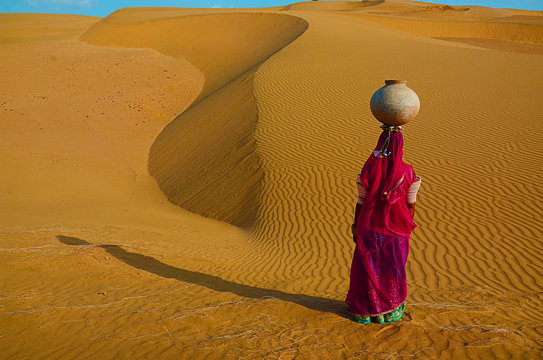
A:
1 1 543 358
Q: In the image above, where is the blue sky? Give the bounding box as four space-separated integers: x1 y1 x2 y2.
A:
1 0 541 17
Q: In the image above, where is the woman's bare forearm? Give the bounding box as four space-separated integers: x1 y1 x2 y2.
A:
407 202 416 217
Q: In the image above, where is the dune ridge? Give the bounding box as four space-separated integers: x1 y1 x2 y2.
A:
81 12 308 227
148 72 262 228
80 12 308 99
1 1 543 358
281 1 371 11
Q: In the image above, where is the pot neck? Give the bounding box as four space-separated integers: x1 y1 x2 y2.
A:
385 80 407 85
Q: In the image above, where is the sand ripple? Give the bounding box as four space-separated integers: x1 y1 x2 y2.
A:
2 2 543 358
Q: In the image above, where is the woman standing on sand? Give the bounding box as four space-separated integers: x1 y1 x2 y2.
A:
346 124 421 324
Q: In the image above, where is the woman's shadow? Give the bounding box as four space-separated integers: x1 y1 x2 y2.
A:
57 235 349 318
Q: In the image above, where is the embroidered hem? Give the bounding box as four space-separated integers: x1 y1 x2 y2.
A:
347 298 407 318
350 303 406 324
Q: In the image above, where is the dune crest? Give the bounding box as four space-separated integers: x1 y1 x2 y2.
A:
81 12 308 228
281 1 371 11
81 12 308 99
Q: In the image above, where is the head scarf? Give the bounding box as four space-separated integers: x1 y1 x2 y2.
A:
357 129 417 237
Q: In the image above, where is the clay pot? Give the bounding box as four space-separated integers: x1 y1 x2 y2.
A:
370 80 420 126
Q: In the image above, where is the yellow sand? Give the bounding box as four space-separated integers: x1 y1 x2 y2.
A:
1 1 543 358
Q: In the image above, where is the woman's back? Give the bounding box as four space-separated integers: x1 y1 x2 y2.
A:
357 130 418 237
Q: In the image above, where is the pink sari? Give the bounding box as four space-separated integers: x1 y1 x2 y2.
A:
346 131 417 317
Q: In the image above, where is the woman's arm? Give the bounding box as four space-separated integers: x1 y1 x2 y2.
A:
406 176 421 218
352 203 361 243
407 202 416 218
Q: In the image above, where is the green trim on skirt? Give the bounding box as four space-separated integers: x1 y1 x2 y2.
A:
351 303 406 324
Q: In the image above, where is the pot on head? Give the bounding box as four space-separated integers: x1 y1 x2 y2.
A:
370 80 420 126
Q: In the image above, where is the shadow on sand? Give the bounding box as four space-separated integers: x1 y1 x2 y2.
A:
57 235 349 318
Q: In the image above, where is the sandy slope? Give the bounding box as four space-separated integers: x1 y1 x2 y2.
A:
1 1 543 359
0 13 100 43
80 11 308 227
252 6 543 358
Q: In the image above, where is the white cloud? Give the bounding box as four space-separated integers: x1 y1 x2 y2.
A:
26 0 92 8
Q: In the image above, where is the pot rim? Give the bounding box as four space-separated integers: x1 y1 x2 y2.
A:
385 80 407 85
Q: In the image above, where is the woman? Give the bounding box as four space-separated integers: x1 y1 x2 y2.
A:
346 124 421 324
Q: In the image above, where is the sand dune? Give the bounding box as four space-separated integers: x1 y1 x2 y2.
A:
81 12 308 99
0 13 99 43
282 0 371 11
356 15 543 43
80 12 307 227
1 1 543 359
251 12 543 356
353 0 543 53
149 72 263 228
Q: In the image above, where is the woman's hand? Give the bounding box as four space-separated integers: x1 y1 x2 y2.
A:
407 202 416 218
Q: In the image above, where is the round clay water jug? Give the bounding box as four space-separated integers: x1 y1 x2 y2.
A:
370 80 420 126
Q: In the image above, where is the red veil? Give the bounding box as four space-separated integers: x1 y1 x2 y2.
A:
357 130 417 241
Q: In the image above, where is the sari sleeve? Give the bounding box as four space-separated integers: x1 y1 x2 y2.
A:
407 176 422 204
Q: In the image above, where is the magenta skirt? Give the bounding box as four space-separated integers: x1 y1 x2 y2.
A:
346 230 410 317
